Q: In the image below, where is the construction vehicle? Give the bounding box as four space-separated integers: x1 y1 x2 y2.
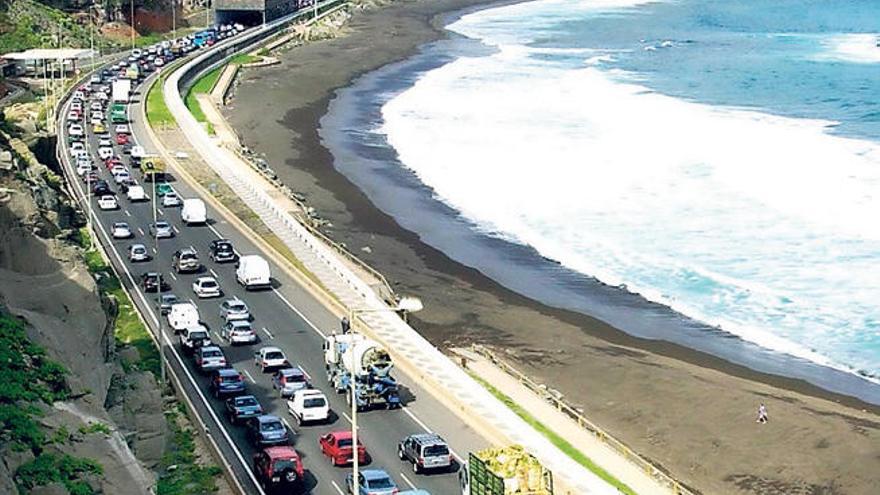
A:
323 334 400 411
141 156 166 182
459 445 553 495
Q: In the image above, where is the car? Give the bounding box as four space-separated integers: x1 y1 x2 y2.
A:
114 124 130 134
131 48 142 58
150 221 174 239
122 142 133 155
219 297 250 322
209 239 237 263
76 161 92 176
129 243 150 262
115 133 129 145
253 446 304 489
97 195 118 210
254 347 288 372
179 324 211 356
194 345 226 373
113 170 131 185
209 368 246 398
82 171 99 185
346 469 398 495
156 183 174 197
161 191 182 207
92 180 111 196
67 110 81 122
221 320 257 345
172 247 201 273
68 124 84 137
192 276 221 298
246 415 288 447
225 395 263 424
158 294 179 315
97 147 114 160
111 222 133 239
126 185 147 202
89 101 103 111
287 389 329 425
98 137 113 148
140 272 169 293
154 57 165 67
92 123 107 134
397 433 452 474
272 367 308 398
320 430 367 467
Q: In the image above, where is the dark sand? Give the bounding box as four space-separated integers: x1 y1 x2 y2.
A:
224 2 880 493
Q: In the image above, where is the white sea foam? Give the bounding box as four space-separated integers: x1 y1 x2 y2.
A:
815 33 880 64
377 0 880 382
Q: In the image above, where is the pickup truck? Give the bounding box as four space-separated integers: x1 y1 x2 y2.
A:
179 324 211 356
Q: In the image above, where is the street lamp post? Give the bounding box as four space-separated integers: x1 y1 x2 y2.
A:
130 0 135 51
346 297 423 491
151 166 167 385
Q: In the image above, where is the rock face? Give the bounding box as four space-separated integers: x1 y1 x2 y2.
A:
0 134 164 493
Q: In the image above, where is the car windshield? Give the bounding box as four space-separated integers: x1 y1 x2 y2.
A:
156 222 169 229
425 445 449 456
285 372 305 382
262 421 283 431
134 247 146 254
337 438 352 448
236 397 258 407
203 350 222 358
161 295 177 303
221 374 241 383
272 459 296 472
266 352 284 360
229 303 246 311
303 398 325 408
367 476 394 489
191 331 208 340
202 281 217 288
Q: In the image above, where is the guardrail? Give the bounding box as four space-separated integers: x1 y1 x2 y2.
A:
470 344 699 495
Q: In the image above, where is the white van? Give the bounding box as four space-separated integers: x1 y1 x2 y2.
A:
235 255 270 290
167 302 200 333
126 185 147 202
181 198 207 225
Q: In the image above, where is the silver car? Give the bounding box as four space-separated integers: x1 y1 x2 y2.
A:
150 221 174 239
129 243 149 262
220 298 250 322
112 222 132 239
195 346 227 373
221 320 257 345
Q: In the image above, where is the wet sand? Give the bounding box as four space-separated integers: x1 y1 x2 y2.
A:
224 1 880 493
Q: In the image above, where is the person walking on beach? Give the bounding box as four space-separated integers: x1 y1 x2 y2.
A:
756 403 769 424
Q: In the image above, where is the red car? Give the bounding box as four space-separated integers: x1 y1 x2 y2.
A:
105 157 123 170
319 430 367 466
115 133 129 145
253 446 304 489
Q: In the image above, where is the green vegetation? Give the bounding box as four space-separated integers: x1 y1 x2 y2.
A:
230 53 260 65
78 422 111 436
471 374 637 495
146 69 175 128
184 65 223 135
0 0 113 54
157 407 222 495
16 453 103 495
77 228 161 378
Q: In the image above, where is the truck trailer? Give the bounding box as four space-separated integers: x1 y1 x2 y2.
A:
323 334 400 411
459 446 553 495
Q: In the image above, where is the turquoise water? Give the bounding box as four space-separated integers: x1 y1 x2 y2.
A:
376 0 880 382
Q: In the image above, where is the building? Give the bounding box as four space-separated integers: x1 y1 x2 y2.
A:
214 0 313 25
0 49 97 78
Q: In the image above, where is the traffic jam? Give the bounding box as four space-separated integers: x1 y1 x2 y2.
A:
61 25 463 495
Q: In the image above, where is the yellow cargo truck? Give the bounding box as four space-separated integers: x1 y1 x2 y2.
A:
459 445 553 495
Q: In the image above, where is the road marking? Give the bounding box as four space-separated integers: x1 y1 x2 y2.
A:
169 272 178 281
261 327 274 339
209 268 219 278
124 209 131 217
242 369 256 383
173 225 181 234
400 473 417 490
137 227 145 236
271 288 326 339
213 331 223 341
330 480 345 495
157 208 164 216
281 417 293 431
152 247 158 254
400 406 464 462
207 224 223 238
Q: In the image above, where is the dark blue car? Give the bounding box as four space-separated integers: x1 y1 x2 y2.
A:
210 368 245 398
247 415 289 447
225 395 263 425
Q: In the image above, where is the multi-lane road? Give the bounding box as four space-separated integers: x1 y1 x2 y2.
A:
57 39 485 495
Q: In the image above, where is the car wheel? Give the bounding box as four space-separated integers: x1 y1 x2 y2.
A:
397 446 405 460
413 461 420 474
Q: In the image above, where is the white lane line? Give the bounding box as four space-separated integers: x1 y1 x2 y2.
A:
137 227 145 236
209 268 219 278
401 406 464 462
169 272 178 281
242 369 256 383
207 224 223 238
271 288 326 339
152 247 158 254
125 209 132 217
157 208 164 216
173 225 181 234
399 473 417 490
261 327 274 339
281 417 293 431
213 331 223 341
330 480 345 495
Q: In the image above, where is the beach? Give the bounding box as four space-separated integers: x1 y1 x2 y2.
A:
223 1 880 493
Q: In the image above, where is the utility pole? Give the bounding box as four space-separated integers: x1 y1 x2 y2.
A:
172 0 176 39
130 0 136 50
152 173 166 385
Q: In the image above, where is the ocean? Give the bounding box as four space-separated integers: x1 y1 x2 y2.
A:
320 0 880 402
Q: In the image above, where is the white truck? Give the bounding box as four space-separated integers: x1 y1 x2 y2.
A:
167 302 200 333
181 198 207 225
235 255 271 290
323 334 400 411
286 389 329 425
112 79 131 103
179 324 211 356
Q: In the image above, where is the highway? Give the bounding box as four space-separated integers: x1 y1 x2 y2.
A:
57 38 486 495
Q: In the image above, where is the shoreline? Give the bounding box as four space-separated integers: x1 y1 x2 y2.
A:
224 0 880 493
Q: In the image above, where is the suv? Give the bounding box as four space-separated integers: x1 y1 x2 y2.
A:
140 272 168 293
209 368 246 398
253 446 304 489
397 433 452 474
179 325 211 356
172 247 201 273
209 239 237 263
246 415 288 447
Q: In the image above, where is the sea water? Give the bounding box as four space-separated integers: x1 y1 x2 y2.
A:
322 0 880 397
